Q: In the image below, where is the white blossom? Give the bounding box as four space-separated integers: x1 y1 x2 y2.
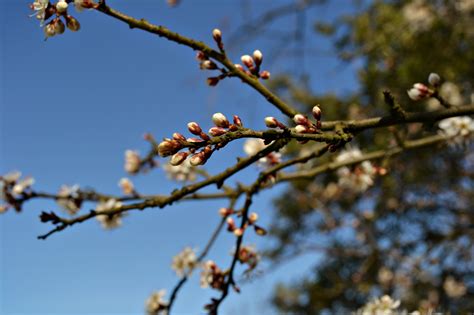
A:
357 295 401 315
124 150 141 174
335 148 378 193
200 260 215 288
443 276 467 298
118 177 134 195
55 0 68 13
402 0 434 32
57 184 81 215
171 247 197 277
145 290 168 315
2 171 22 184
163 159 197 182
30 0 49 26
439 82 463 106
456 0 474 12
96 199 123 230
12 177 35 196
438 116 474 145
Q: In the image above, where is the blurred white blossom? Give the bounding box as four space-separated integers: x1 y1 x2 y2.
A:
96 199 123 229
30 0 49 25
439 82 463 106
171 247 197 278
438 116 474 145
335 148 378 193
163 159 197 182
443 276 467 298
145 290 168 315
243 139 281 167
11 177 35 196
57 184 81 215
402 0 434 32
124 150 141 174
357 295 401 315
118 177 134 195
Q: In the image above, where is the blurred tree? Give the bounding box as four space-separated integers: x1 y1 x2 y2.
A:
267 0 474 313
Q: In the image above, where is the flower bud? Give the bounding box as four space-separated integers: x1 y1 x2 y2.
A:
118 177 134 195
170 152 188 166
212 28 222 42
65 15 80 31
241 55 254 69
233 115 243 127
312 105 322 120
207 127 226 138
186 137 204 143
293 114 309 126
407 83 431 101
187 122 202 135
264 117 279 128
158 139 181 157
248 212 258 224
254 225 267 236
294 125 308 133
44 23 57 38
207 77 219 86
196 51 206 61
56 0 68 13
172 132 186 141
189 153 205 166
219 207 233 217
53 18 65 34
234 64 244 71
212 113 229 128
201 60 217 70
233 228 244 237
253 50 263 65
428 73 441 86
226 217 236 231
259 70 271 80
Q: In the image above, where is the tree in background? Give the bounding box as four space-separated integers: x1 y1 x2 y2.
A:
1 0 473 314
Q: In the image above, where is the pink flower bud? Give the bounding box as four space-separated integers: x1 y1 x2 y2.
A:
248 212 258 224
189 153 205 166
208 127 227 137
264 117 279 128
158 140 181 157
172 132 186 141
65 15 80 32
207 77 220 86
233 228 244 237
293 114 309 126
241 55 254 69
201 60 217 70
233 115 243 127
259 70 270 80
294 125 308 133
312 105 322 121
170 152 188 166
234 64 244 72
407 83 431 101
196 51 206 61
212 28 222 42
187 122 202 135
226 217 236 231
253 50 263 65
212 113 229 128
186 137 204 143
199 132 210 141
219 207 233 217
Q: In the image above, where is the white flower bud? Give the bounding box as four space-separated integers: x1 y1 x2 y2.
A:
212 28 222 42
253 50 263 65
56 0 69 13
294 125 307 133
189 153 205 166
241 55 254 69
118 177 134 195
259 70 270 80
212 112 229 128
187 122 202 135
407 83 431 101
293 114 309 126
428 72 441 86
208 127 227 137
264 117 279 128
312 105 322 120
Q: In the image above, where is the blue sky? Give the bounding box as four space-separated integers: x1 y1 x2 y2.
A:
0 1 359 314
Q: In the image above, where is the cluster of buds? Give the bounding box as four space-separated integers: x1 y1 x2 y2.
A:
292 105 322 135
30 0 95 39
158 113 243 167
235 50 270 80
0 171 35 212
145 290 168 315
220 208 267 237
200 260 226 291
196 43 228 87
236 245 260 271
407 73 441 101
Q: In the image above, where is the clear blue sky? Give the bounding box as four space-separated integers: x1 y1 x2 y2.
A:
0 1 359 314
